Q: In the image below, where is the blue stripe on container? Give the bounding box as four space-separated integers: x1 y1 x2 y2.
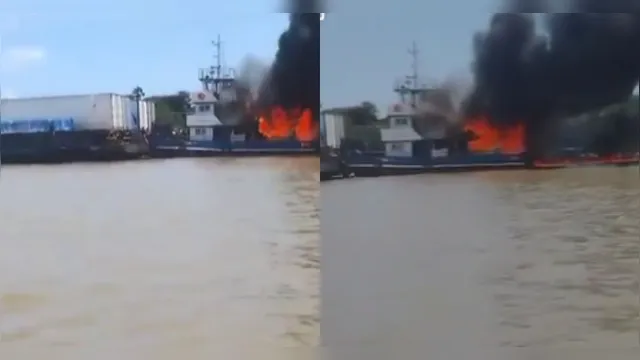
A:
0 118 75 134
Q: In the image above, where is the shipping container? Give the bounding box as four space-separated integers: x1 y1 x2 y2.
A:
137 100 156 130
320 112 346 148
0 93 139 131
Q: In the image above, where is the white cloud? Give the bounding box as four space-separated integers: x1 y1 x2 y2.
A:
0 45 46 72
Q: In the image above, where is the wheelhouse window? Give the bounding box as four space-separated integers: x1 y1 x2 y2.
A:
392 117 409 126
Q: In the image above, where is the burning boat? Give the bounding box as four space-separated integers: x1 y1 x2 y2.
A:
325 41 637 178
464 11 639 168
152 34 318 156
339 104 527 176
331 43 526 176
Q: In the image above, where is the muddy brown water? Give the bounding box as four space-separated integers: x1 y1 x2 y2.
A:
321 167 638 359
0 157 319 359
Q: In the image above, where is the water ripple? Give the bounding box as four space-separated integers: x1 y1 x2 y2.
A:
0 157 319 359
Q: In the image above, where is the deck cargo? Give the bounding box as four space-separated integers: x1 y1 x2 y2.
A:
0 93 148 132
320 111 346 148
138 100 156 131
0 93 152 163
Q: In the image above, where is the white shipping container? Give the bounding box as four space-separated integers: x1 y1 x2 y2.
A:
137 100 156 130
321 112 345 148
0 93 137 131
149 101 156 128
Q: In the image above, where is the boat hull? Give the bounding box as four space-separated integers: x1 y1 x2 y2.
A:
334 153 638 178
150 139 319 158
1 130 149 164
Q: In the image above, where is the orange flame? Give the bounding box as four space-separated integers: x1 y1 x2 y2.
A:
464 117 525 154
258 107 318 142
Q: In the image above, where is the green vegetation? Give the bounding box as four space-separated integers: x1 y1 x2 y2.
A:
343 101 379 126
130 86 145 101
323 102 384 150
145 91 191 129
129 86 146 129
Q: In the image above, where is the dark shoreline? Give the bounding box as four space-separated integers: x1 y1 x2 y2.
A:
1 130 149 165
1 131 320 165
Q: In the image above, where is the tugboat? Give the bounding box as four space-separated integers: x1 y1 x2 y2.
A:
326 43 637 177
152 35 318 156
341 42 526 176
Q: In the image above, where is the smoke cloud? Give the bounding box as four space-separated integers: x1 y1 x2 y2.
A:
464 2 640 157
236 55 270 96
256 6 320 117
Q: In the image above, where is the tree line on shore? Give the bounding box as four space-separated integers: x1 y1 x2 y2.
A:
125 86 190 134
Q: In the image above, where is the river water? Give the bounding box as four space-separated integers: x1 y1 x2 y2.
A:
322 167 639 359
0 157 319 359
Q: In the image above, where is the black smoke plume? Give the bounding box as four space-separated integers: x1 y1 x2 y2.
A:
256 7 320 118
464 1 640 159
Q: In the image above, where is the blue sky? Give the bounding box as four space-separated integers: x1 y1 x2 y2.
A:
0 0 289 98
321 0 496 110
2 1 636 103
320 1 640 111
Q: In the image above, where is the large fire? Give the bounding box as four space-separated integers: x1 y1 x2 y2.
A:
462 117 638 167
258 107 318 142
464 117 525 154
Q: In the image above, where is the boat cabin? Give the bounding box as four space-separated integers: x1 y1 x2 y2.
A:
379 101 475 159
185 90 248 143
186 91 221 141
380 103 436 158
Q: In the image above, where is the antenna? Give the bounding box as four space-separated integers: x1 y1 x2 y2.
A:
212 34 222 81
405 41 420 107
199 35 224 93
196 35 237 102
392 41 432 108
407 41 419 90
211 34 224 95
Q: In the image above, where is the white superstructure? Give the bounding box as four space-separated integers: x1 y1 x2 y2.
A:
380 103 422 157
185 90 222 141
185 35 241 142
